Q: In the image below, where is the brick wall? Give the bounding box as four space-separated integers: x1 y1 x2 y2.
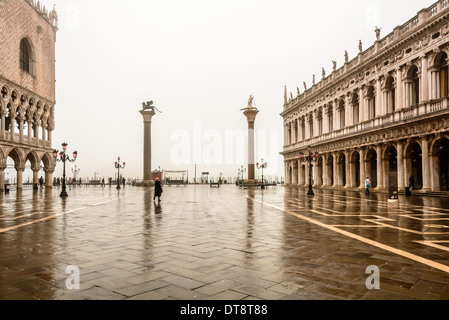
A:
0 0 56 102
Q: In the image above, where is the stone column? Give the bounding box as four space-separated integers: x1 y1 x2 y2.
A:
243 108 259 183
344 151 350 187
422 137 431 191
32 168 40 187
44 168 54 189
376 144 384 189
18 116 24 143
360 148 366 188
397 141 404 190
396 68 403 110
16 166 24 190
0 112 5 140
0 166 5 190
421 55 429 102
140 109 156 186
283 124 288 147
323 154 328 186
333 153 338 187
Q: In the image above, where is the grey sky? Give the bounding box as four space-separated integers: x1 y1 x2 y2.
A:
39 0 436 182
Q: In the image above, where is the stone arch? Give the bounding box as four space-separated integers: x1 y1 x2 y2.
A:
430 135 449 191
349 150 361 188
366 148 378 188
405 141 423 190
337 152 347 187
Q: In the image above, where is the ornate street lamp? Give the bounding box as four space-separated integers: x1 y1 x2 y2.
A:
238 166 246 185
300 146 319 196
256 159 268 189
115 156 125 190
72 165 80 183
54 143 78 197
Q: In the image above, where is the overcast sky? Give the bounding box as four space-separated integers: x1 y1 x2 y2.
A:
36 0 436 182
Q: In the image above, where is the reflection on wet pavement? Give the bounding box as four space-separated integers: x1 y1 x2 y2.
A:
0 185 448 300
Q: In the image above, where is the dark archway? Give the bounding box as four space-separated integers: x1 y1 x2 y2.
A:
436 138 449 191
366 149 378 188
406 142 423 190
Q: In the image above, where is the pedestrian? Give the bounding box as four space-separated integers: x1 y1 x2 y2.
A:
39 176 44 189
122 177 126 188
409 174 415 192
154 178 163 202
365 176 371 195
102 178 105 187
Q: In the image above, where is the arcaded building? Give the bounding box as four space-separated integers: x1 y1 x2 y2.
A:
0 0 58 189
281 0 449 194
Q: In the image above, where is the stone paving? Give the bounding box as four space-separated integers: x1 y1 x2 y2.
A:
0 184 448 300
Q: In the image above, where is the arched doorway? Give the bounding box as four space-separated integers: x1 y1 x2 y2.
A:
351 151 361 188
327 155 334 186
406 142 423 190
434 137 449 191
366 149 378 188
316 157 323 186
384 145 398 189
338 153 346 187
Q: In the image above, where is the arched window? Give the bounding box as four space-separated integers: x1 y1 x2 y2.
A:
20 38 32 73
338 100 345 129
351 92 360 125
367 86 376 119
385 77 396 113
438 53 448 98
327 105 333 132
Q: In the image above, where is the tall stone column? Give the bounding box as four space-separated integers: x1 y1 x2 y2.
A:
422 136 431 191
360 148 366 188
376 144 384 189
242 106 259 183
396 68 403 110
397 142 404 190
140 108 156 186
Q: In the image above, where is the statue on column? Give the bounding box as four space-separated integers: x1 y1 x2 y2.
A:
142 101 162 113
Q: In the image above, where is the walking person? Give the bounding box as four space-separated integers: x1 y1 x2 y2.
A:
365 177 371 196
409 174 415 191
39 176 44 189
154 178 163 202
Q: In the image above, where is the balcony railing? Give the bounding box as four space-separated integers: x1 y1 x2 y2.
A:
283 98 449 153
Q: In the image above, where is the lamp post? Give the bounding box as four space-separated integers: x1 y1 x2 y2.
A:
72 165 80 182
238 167 246 185
300 146 319 196
256 159 268 189
115 156 125 190
54 143 78 197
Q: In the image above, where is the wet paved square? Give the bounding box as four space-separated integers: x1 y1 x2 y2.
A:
0 185 448 300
